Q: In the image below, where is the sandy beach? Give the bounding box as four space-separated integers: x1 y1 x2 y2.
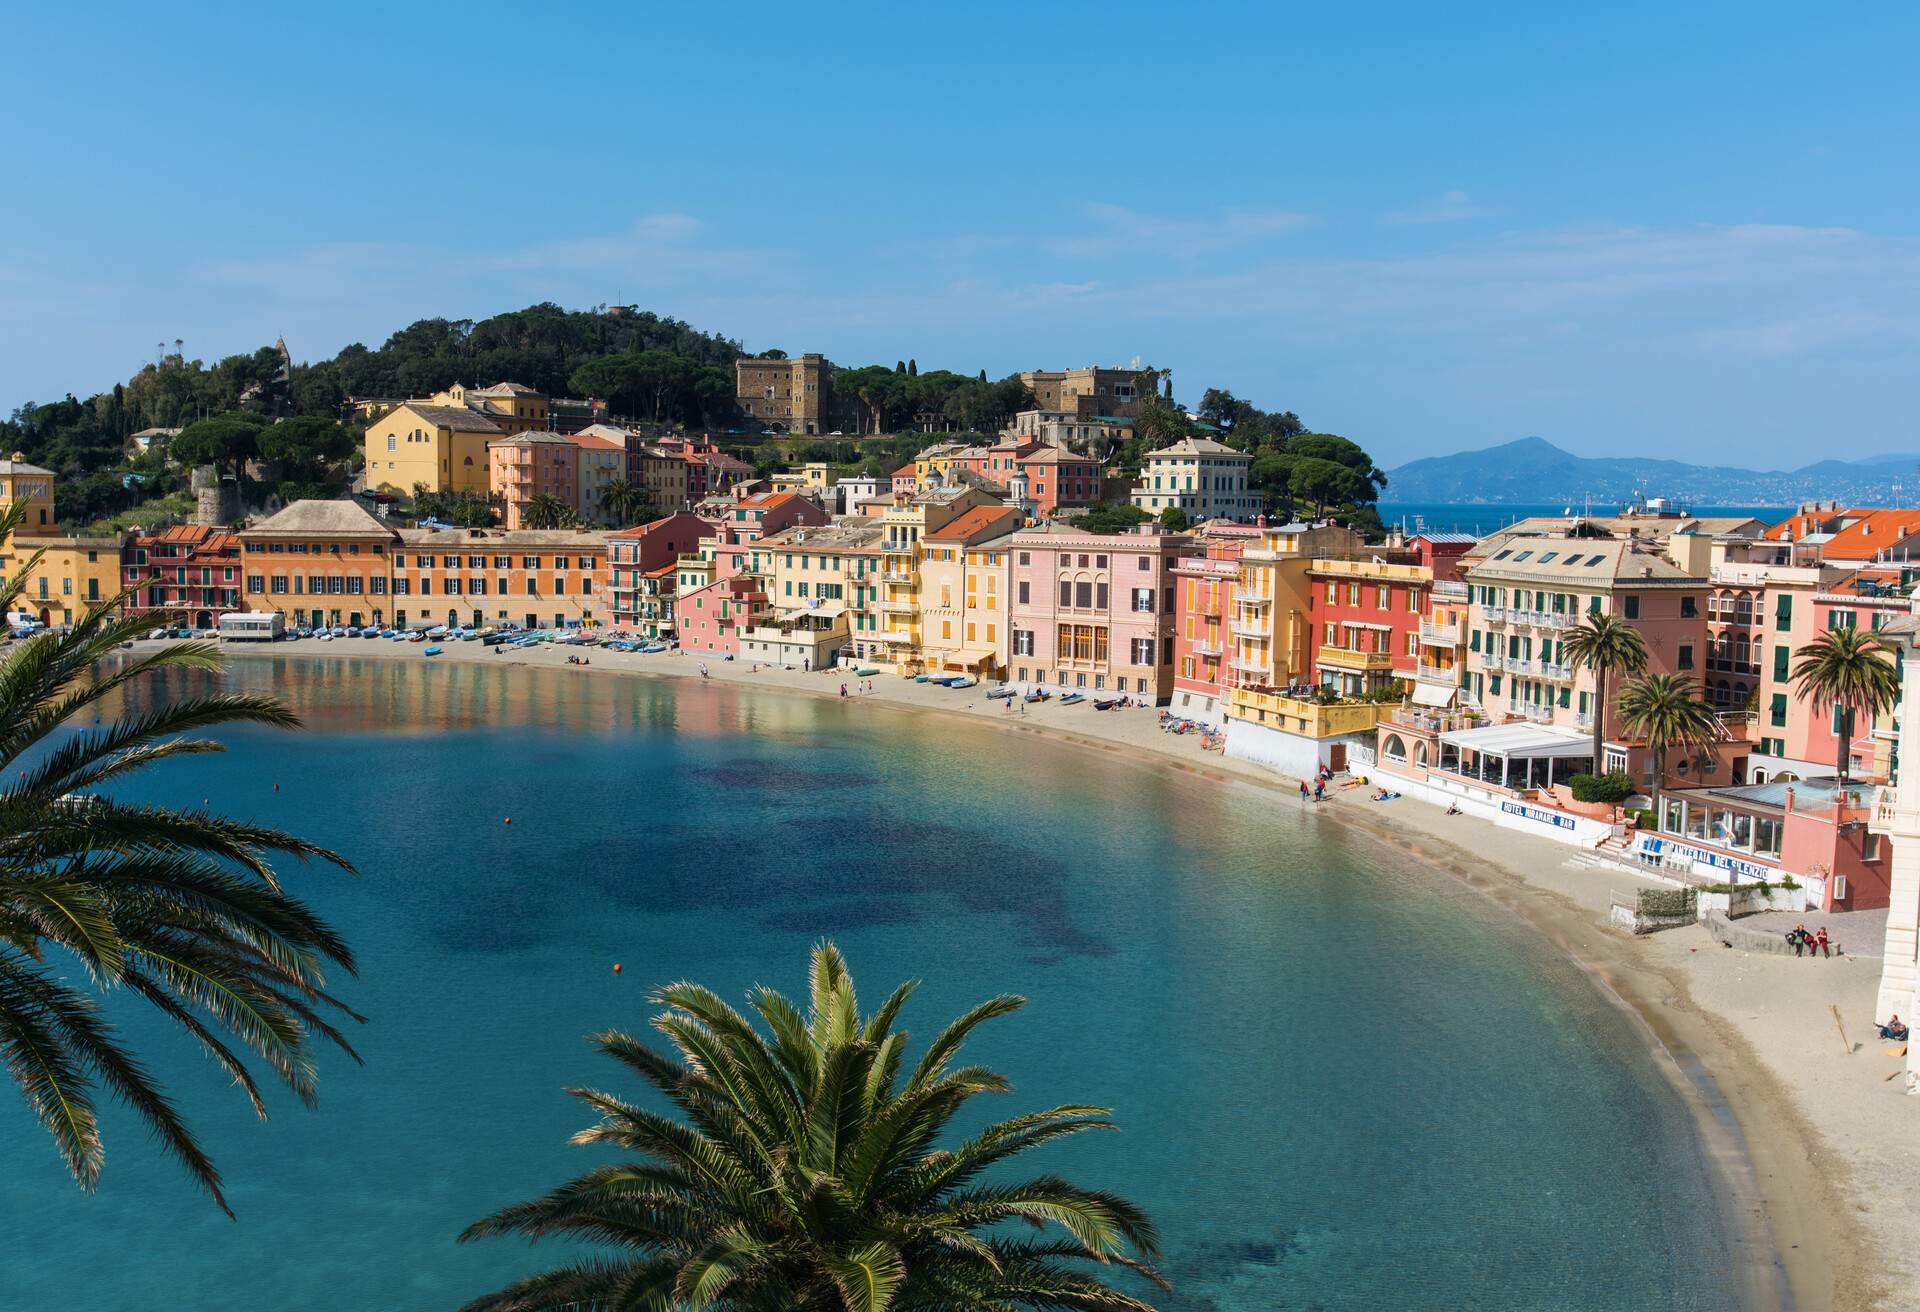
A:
204 634 1919 1311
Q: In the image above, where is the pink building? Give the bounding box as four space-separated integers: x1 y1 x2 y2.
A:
487 432 579 530
716 491 830 543
1639 778 1890 912
1005 523 1191 701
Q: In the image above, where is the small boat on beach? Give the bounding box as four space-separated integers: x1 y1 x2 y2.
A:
1093 698 1122 710
986 686 1016 700
423 645 443 656
1060 692 1085 705
855 667 881 677
1023 689 1050 703
947 676 977 689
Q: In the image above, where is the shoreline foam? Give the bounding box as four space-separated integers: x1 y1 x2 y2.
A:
198 635 1897 1309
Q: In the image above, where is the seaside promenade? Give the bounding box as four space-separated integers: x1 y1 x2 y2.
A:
197 633 1920 1312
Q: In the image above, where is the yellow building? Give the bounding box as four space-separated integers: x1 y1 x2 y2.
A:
7 536 122 627
363 402 505 497
771 462 834 494
911 444 969 487
867 485 996 665
920 508 1021 674
1223 522 1369 693
0 454 56 535
434 382 549 430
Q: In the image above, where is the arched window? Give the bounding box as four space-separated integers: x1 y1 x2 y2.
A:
1383 734 1407 763
1415 742 1430 767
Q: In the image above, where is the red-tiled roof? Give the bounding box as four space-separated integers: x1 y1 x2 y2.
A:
1807 509 1920 560
927 505 1022 541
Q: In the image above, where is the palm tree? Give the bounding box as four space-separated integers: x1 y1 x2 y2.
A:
459 943 1165 1312
1562 612 1649 774
0 506 359 1216
600 476 641 526
1616 672 1720 813
1792 627 1901 788
523 493 572 530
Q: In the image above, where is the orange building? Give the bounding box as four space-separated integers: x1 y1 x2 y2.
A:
391 527 605 630
240 501 398 629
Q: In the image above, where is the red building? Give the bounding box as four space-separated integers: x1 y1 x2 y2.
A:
1406 531 1477 583
1305 559 1431 695
121 525 244 627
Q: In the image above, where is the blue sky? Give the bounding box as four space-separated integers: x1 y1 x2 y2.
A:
2 2 1915 469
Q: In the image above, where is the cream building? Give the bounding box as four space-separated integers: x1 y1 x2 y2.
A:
1130 438 1261 522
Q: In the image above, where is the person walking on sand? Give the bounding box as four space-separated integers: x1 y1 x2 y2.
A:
1299 780 1309 805
1816 926 1831 959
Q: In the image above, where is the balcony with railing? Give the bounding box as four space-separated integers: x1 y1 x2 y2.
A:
1230 619 1269 639
1514 609 1576 630
1416 661 1456 683
1419 619 1463 644
877 598 918 613
1233 588 1270 606
1229 656 1268 674
1519 702 1557 723
1481 606 1508 625
1539 660 1573 680
1504 656 1534 676
1191 637 1223 657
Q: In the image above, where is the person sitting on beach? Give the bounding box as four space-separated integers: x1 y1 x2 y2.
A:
1880 1015 1910 1041
1371 788 1390 801
1444 801 1462 815
1786 924 1809 957
1815 926 1831 959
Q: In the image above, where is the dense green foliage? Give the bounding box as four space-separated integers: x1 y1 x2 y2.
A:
1568 770 1635 804
6 300 1390 536
1068 503 1152 534
0 496 359 1214
458 943 1164 1312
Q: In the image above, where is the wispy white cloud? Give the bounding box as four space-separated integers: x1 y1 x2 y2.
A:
1383 189 1489 225
1044 202 1313 260
478 214 772 282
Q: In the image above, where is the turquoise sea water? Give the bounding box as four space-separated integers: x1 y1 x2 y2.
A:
0 658 1747 1310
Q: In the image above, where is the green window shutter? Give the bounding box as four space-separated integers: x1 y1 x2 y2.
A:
1776 595 1792 631
1773 645 1789 681
1770 693 1788 727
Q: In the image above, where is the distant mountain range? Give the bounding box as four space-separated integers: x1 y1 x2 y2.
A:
1386 437 1920 507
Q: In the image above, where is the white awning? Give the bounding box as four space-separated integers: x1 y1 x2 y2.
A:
781 603 847 619
1438 722 1591 759
1411 682 1457 708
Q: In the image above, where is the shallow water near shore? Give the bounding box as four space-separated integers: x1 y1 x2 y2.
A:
1 657 1757 1310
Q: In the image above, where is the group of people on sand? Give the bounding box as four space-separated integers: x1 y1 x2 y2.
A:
1880 1014 1911 1042
1784 923 1832 958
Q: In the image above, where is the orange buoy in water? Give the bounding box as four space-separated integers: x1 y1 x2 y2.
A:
613 963 623 975
504 817 512 825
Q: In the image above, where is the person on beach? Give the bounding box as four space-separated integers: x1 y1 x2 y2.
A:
1816 926 1831 958
1786 925 1805 956
839 683 848 698
1881 1015 1910 1041
1299 780 1310 804
1445 801 1462 815
1313 780 1326 802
